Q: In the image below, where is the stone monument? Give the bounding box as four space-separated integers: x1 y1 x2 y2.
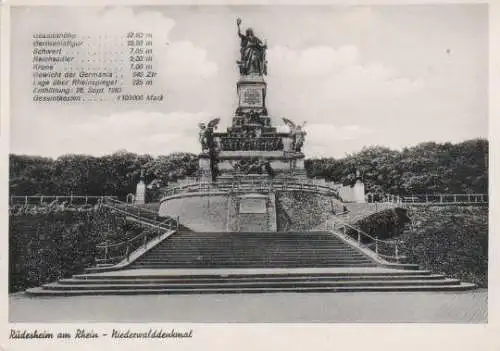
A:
338 169 366 203
353 169 366 203
134 169 146 205
198 18 307 181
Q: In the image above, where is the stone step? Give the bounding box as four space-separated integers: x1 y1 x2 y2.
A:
145 246 364 251
148 248 364 254
162 234 340 238
73 269 434 280
134 257 373 262
158 238 343 244
60 274 447 285
172 232 338 236
131 263 376 268
142 250 368 255
152 243 354 249
26 283 477 296
171 231 335 236
136 257 372 263
42 278 462 291
142 258 371 263
153 240 349 245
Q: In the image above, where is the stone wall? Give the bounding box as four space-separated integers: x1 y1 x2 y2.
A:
236 193 276 232
161 191 342 233
275 191 344 231
238 214 269 232
159 194 230 232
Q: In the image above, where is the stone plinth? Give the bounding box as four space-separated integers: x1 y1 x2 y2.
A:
237 74 266 114
239 194 268 214
282 137 293 152
236 193 277 232
135 181 146 205
339 180 366 203
353 180 366 203
198 154 212 182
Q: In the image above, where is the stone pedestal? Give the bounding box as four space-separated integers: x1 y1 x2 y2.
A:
235 193 277 232
135 180 146 205
237 74 266 115
339 180 366 203
353 180 366 203
292 157 307 178
198 155 212 182
282 137 293 152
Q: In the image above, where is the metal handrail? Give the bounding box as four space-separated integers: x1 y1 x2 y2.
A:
104 197 159 215
325 217 402 262
96 217 177 264
10 195 116 206
95 198 179 265
102 198 170 225
330 218 393 244
96 219 173 249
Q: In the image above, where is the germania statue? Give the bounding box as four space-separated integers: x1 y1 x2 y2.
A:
237 18 267 76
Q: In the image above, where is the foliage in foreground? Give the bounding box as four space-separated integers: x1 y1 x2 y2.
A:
357 206 488 288
400 206 488 287
9 208 143 293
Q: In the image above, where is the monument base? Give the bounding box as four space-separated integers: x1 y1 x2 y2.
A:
235 193 277 232
198 154 213 182
236 74 267 115
135 181 145 205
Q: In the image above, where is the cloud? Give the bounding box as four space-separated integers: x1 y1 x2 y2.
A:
305 124 373 157
11 6 485 159
266 44 424 128
162 41 218 78
308 124 372 141
338 7 377 30
269 45 359 77
16 110 212 157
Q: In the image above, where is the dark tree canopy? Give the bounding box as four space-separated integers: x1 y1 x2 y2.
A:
10 151 198 200
305 139 488 195
10 139 488 199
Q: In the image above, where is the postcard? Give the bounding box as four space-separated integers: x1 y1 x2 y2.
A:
3 1 496 350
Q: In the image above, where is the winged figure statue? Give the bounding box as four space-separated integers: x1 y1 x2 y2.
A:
207 118 220 130
199 118 220 152
282 117 296 130
282 118 307 152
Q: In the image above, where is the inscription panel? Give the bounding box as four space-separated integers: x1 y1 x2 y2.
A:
239 86 264 108
239 197 267 214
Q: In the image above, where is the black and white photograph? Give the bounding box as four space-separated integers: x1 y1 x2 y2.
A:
7 4 489 326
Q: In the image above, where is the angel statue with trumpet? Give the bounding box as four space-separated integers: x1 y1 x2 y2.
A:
282 118 307 152
199 118 220 152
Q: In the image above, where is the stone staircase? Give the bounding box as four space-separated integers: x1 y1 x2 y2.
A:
25 231 476 295
25 268 474 295
130 231 376 269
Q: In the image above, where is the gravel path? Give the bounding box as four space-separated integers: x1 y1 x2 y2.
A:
9 289 487 323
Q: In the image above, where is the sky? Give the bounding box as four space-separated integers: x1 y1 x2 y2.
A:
10 5 488 158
